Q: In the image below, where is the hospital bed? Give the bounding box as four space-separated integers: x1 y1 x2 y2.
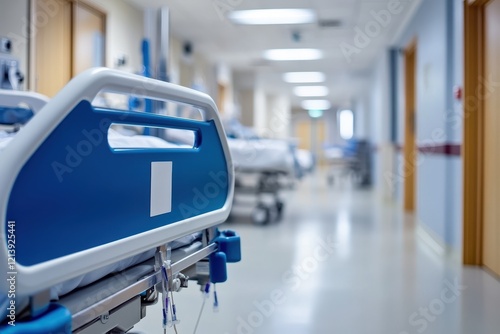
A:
0 68 241 333
228 137 295 225
223 120 300 225
295 148 315 176
324 139 371 187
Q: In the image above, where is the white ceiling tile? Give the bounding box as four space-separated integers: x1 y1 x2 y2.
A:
125 0 417 105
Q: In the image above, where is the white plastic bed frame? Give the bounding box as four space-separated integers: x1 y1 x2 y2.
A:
0 89 49 132
0 68 239 333
0 89 49 113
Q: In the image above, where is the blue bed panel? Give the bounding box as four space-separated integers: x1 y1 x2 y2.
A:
6 100 229 266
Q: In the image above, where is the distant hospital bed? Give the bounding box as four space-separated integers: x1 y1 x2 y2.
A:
163 118 302 225
223 119 313 225
0 69 241 333
324 139 371 187
227 137 295 225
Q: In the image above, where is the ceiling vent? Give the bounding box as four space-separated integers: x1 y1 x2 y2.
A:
317 19 343 28
250 59 273 68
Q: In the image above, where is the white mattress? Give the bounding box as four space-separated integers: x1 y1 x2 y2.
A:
0 129 187 153
228 138 295 174
296 149 314 172
108 128 189 149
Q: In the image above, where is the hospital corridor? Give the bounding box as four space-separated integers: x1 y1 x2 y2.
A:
1 0 500 333
133 177 500 334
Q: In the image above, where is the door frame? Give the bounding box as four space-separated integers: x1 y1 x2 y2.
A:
462 0 490 265
403 39 417 213
217 83 226 114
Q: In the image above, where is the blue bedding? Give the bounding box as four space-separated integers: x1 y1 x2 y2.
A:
0 106 33 125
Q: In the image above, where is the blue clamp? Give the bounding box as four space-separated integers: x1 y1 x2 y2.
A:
209 230 241 283
0 303 71 333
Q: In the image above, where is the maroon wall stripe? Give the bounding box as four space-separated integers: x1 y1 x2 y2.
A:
391 144 461 156
417 144 461 156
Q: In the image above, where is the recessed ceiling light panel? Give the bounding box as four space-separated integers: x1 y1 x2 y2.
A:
283 72 326 83
294 86 329 97
301 99 331 110
228 9 316 25
263 48 323 61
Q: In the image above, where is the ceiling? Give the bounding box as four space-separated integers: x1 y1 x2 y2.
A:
126 0 421 108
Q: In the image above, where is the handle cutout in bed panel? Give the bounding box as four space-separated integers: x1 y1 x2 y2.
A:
93 92 206 121
108 125 198 150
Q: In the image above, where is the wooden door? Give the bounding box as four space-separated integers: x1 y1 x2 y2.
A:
33 0 105 97
483 0 500 276
316 119 326 164
403 42 417 213
296 120 311 150
73 1 106 75
34 0 72 97
217 83 226 114
296 119 326 163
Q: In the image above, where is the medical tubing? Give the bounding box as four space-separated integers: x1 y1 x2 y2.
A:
170 284 180 333
213 284 219 312
193 284 210 334
161 264 171 328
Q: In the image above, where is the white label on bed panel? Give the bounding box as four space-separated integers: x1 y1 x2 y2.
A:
150 161 172 217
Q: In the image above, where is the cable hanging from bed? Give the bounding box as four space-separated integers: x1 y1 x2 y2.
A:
193 283 210 334
161 252 180 334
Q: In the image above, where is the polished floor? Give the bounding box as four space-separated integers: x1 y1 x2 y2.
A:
133 172 500 334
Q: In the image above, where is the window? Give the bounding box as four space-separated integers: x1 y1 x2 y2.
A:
308 109 323 118
339 109 354 140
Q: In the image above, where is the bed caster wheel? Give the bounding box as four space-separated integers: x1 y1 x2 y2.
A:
268 205 279 223
252 204 270 225
275 201 284 221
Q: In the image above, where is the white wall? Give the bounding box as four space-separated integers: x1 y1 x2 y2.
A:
88 0 144 73
238 89 255 127
447 0 464 249
369 51 395 199
324 108 338 146
0 0 29 88
354 94 370 140
370 52 391 144
393 0 463 249
216 62 234 116
168 36 182 85
253 88 266 134
264 94 291 139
